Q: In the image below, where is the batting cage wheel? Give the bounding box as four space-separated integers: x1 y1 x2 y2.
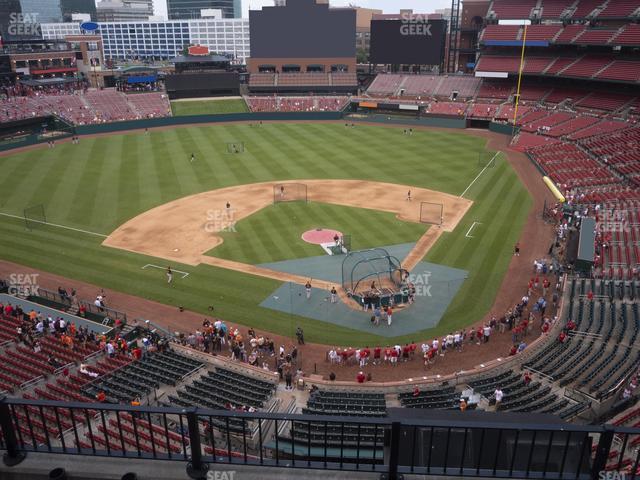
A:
23 204 47 231
273 183 308 204
226 142 245 154
419 201 444 226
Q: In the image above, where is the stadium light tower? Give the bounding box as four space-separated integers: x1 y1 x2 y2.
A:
499 19 531 136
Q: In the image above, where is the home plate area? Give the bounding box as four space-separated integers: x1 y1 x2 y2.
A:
258 242 468 337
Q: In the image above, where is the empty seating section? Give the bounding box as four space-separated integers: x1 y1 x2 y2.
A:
540 0 574 18
574 29 618 45
597 0 640 18
510 132 561 152
305 390 387 417
568 119 629 140
520 111 574 132
468 103 500 119
576 92 634 111
367 74 403 95
125 93 171 118
522 57 556 74
544 57 579 75
528 142 618 188
546 115 600 137
555 25 587 43
476 55 521 73
434 75 482 98
278 73 329 86
515 109 553 126
477 81 513 100
481 25 520 42
495 105 531 122
399 386 459 409
516 84 552 101
490 0 536 19
274 390 387 463
427 102 468 116
562 56 613 79
400 75 442 96
84 90 134 123
544 87 589 104
582 127 640 185
571 0 605 18
596 61 640 82
84 350 203 403
169 367 275 426
615 24 640 45
523 24 563 41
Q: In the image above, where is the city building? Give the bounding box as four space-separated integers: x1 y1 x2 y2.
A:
0 0 96 40
96 0 154 22
354 6 382 62
61 0 98 22
41 18 250 63
166 0 241 20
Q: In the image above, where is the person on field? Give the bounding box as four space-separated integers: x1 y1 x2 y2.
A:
305 280 312 299
167 267 173 284
330 286 337 304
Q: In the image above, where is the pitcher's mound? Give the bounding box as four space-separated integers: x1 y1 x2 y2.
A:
301 228 342 245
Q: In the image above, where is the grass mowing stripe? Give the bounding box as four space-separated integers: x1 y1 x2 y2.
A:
0 123 531 346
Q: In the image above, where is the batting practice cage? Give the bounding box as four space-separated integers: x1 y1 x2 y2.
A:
23 204 47 230
273 183 308 204
419 202 444 226
226 142 245 153
342 248 407 295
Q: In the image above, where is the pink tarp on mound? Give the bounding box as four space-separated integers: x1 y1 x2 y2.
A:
301 229 342 245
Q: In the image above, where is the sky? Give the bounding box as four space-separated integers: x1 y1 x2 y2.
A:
143 0 454 20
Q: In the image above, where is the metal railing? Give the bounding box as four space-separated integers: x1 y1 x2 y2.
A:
1 396 640 479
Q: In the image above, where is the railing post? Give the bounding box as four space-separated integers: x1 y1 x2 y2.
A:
0 396 26 466
185 407 209 480
382 421 403 480
592 426 614 480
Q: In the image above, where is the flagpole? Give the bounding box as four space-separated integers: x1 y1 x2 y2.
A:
512 23 528 137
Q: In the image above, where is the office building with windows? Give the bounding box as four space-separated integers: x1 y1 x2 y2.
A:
166 0 241 19
40 18 250 63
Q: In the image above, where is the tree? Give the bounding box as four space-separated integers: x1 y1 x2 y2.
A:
356 47 369 64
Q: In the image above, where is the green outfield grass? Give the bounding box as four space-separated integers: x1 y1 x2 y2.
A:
0 123 531 345
170 98 249 116
209 202 428 264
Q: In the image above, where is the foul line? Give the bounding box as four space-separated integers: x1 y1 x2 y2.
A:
142 264 190 279
0 212 108 238
459 151 501 198
466 222 482 238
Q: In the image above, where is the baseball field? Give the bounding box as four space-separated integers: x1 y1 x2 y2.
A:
0 122 531 345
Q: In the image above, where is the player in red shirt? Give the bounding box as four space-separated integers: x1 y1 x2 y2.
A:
356 371 366 383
